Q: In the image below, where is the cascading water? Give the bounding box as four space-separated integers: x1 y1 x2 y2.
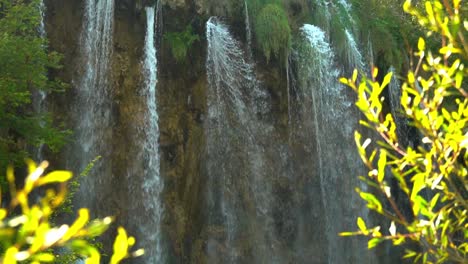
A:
32 0 48 162
205 17 283 263
71 0 114 219
125 4 164 263
293 23 375 263
344 29 364 72
244 0 253 59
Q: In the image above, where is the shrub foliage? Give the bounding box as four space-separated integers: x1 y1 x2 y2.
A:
0 160 143 263
341 0 467 263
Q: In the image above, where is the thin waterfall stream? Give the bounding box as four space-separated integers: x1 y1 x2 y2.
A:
32 0 48 162
126 4 164 263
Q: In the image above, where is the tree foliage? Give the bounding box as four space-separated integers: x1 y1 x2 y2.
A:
0 160 143 263
0 0 69 174
341 0 467 263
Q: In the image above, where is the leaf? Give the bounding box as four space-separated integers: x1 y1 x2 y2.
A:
357 217 367 234
62 208 89 241
360 192 383 213
368 238 381 249
4 247 18 263
111 227 129 264
381 72 393 89
411 173 425 202
377 150 387 183
389 221 396 236
352 69 358 82
407 72 416 85
37 171 73 186
418 37 425 51
372 67 378 79
32 253 55 262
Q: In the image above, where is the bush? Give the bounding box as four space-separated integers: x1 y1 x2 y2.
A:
164 25 199 62
254 3 291 62
0 160 143 263
340 0 467 263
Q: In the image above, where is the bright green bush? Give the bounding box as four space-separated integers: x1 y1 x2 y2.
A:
164 25 199 62
341 0 467 263
0 160 143 263
254 3 291 62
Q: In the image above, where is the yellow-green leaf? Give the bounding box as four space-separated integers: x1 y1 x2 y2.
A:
62 208 89 241
377 150 387 183
111 227 129 264
357 217 367 233
418 37 425 51
37 171 73 186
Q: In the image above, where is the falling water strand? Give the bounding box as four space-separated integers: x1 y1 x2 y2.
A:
344 29 364 72
71 0 114 227
244 0 253 59
206 17 277 263
130 5 164 263
299 25 336 263
336 0 357 29
297 24 374 263
32 0 48 162
78 0 114 158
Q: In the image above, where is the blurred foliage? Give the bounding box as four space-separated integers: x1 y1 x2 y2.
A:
0 160 143 263
341 0 467 263
0 0 70 175
164 25 199 62
254 3 291 62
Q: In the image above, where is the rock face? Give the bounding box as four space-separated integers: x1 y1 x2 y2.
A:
44 0 402 263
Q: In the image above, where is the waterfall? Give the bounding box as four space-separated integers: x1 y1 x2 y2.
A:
71 0 114 225
293 24 374 263
38 0 46 38
205 17 281 263
77 0 114 157
32 0 48 162
344 29 364 72
126 4 164 263
244 0 253 59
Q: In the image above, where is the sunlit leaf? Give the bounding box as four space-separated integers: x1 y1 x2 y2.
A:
377 150 387 183
368 238 381 249
357 217 367 234
418 37 425 51
37 171 73 186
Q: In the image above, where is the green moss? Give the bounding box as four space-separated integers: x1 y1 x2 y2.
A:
254 3 291 62
164 25 199 62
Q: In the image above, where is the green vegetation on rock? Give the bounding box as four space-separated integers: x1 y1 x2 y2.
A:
164 25 199 62
254 3 291 62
